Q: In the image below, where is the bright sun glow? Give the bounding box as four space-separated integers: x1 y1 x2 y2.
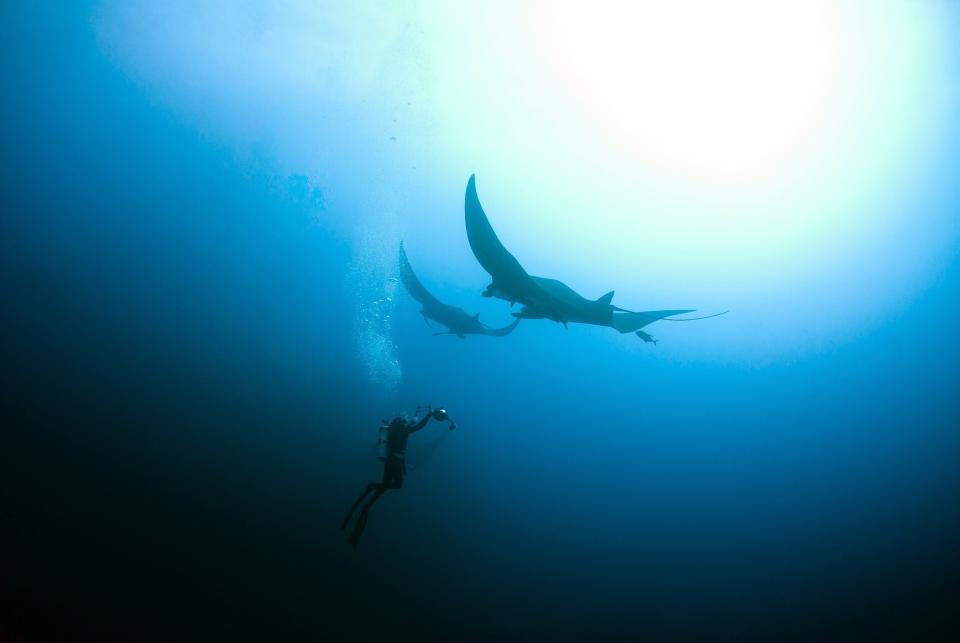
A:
538 2 835 181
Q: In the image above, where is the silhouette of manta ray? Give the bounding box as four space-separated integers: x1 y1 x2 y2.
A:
399 242 520 339
464 174 724 341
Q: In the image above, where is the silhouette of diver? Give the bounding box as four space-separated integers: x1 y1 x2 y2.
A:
342 406 456 547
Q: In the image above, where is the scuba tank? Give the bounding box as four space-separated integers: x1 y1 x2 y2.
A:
376 420 390 461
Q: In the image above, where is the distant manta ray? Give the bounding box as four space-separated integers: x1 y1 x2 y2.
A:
464 174 725 342
399 242 521 339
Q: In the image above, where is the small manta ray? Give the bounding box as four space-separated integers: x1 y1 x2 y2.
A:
399 242 520 339
464 174 725 342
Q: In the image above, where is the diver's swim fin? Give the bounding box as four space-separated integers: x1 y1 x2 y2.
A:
342 484 374 530
349 511 369 548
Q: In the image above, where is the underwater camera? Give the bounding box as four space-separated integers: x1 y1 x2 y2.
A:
417 405 457 430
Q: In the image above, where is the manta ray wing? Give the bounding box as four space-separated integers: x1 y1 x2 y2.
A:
465 175 541 301
399 242 444 308
530 277 598 309
481 317 522 337
527 276 615 325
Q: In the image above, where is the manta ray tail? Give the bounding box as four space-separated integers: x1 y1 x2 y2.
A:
611 309 696 334
661 311 730 322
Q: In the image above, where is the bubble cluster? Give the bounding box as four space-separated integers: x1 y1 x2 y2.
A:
348 224 402 391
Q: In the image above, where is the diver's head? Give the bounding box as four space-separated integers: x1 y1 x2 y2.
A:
431 408 448 421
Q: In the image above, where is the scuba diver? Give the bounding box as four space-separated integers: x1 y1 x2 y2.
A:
341 406 456 548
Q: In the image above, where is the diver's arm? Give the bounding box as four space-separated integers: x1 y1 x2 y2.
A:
406 414 434 434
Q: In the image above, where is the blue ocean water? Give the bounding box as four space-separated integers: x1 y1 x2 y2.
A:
2 3 959 641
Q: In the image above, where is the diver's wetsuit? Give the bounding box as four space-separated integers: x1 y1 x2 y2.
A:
341 413 435 547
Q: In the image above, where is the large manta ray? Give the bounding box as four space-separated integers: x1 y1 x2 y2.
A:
399 242 520 339
464 174 716 342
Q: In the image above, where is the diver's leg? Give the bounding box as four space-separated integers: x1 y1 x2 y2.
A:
348 486 389 548
341 483 376 530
